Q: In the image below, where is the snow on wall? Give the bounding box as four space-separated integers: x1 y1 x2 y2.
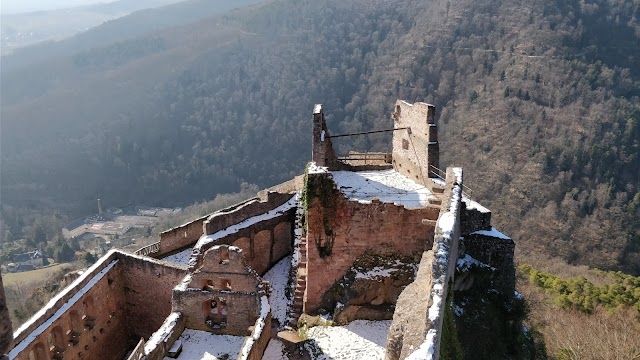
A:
185 196 297 268
470 227 511 240
237 295 271 360
10 257 120 358
406 167 463 360
143 312 183 356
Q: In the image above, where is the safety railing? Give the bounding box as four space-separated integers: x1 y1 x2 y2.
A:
134 241 160 256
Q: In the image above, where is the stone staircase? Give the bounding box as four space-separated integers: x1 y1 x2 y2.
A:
289 235 308 327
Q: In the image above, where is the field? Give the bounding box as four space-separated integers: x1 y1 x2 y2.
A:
2 263 73 288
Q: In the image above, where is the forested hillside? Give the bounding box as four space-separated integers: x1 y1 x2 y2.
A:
1 0 639 276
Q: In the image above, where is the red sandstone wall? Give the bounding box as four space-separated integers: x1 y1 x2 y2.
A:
305 177 438 311
158 193 293 260
119 255 187 340
158 215 211 257
11 252 129 360
203 193 293 236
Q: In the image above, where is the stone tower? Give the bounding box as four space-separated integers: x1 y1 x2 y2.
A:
0 268 13 357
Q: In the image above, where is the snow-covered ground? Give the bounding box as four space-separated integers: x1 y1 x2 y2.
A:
164 329 245 360
305 320 391 360
161 247 193 266
354 259 414 280
331 170 434 209
262 256 292 326
263 339 287 360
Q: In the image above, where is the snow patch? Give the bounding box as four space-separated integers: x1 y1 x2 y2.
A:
263 256 292 326
354 260 409 280
305 320 391 360
308 162 329 174
263 339 287 360
331 169 434 209
456 254 496 272
162 248 193 267
462 196 490 213
470 227 511 240
166 329 245 360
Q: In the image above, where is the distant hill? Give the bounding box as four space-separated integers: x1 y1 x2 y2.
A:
0 0 266 68
1 0 639 275
0 0 185 54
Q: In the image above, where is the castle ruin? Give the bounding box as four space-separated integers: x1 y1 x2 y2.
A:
1 100 515 360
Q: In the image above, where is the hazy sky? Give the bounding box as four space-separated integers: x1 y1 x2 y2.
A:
1 0 115 14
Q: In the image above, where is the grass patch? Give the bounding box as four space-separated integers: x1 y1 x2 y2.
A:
2 263 72 287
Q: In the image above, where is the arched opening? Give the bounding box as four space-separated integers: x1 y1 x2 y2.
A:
203 297 228 330
82 296 96 330
49 326 65 359
30 342 49 360
68 310 82 345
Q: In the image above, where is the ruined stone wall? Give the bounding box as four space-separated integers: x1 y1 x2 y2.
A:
8 251 188 360
158 196 261 257
385 251 434 360
305 172 440 312
119 254 187 341
203 192 292 236
229 221 293 276
386 167 463 360
9 252 129 360
173 289 261 335
143 312 186 360
311 104 339 168
0 268 13 356
460 201 491 235
158 192 293 264
238 313 272 360
158 214 212 257
391 100 439 185
174 246 264 336
462 234 515 293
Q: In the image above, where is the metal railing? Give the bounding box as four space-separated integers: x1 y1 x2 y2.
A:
134 241 160 256
338 152 392 165
429 165 474 196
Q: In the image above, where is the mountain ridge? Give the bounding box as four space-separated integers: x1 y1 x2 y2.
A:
1 0 639 275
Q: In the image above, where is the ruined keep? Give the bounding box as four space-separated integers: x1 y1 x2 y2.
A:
3 100 515 360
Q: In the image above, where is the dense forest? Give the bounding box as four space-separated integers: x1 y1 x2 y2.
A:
1 0 639 281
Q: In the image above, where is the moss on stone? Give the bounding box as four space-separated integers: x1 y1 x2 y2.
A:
440 281 464 360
